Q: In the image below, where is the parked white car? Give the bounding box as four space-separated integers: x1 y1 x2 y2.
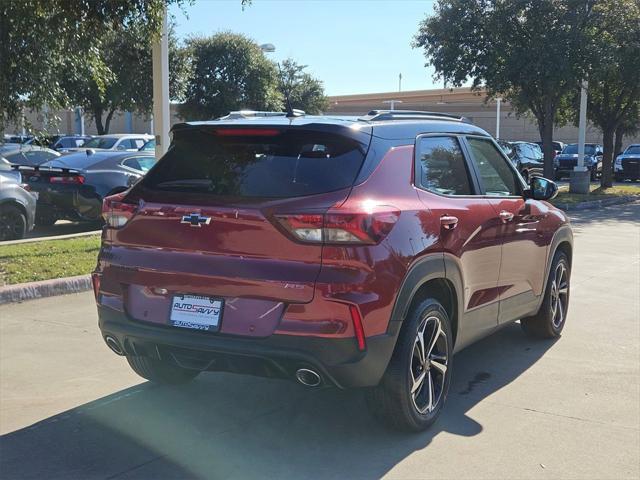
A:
68 134 154 153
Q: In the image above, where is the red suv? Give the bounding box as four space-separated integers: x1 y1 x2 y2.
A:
94 110 573 431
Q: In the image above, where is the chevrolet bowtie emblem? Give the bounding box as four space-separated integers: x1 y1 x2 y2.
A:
181 213 211 227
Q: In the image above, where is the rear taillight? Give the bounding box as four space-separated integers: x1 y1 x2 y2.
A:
275 205 400 245
102 192 136 228
49 175 85 184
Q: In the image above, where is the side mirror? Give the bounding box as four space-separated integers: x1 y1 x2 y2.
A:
524 176 558 201
116 144 126 151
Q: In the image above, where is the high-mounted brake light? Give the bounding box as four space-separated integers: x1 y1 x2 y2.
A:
49 175 85 184
213 128 281 137
274 205 400 245
102 191 137 228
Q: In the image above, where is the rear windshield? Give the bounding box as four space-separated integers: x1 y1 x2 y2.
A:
84 137 117 149
143 128 367 198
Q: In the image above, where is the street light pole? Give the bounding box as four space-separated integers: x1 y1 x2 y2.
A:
495 97 502 139
152 6 170 157
570 79 590 193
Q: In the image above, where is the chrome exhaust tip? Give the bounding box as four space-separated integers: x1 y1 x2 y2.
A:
295 368 322 387
104 335 124 356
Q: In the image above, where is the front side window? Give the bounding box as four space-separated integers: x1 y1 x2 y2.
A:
416 136 472 196
466 137 519 196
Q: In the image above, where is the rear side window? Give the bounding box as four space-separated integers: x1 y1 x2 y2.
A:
143 128 367 198
416 136 472 195
466 137 519 196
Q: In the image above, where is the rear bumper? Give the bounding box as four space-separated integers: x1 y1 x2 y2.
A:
97 305 399 389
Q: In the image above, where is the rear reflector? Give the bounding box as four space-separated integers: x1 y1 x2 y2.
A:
91 273 101 301
213 128 281 137
274 207 399 245
102 191 136 228
349 305 366 351
49 175 85 184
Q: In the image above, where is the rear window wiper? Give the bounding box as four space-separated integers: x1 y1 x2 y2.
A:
154 179 214 190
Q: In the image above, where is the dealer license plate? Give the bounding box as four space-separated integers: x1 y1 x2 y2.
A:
169 294 223 332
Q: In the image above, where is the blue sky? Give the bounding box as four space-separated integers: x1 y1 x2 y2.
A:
169 0 440 96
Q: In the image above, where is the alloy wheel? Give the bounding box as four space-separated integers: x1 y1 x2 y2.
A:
550 262 569 328
0 210 23 241
410 315 449 414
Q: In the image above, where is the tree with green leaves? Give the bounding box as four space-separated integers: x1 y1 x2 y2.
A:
178 33 282 120
62 24 191 134
277 58 328 114
0 0 177 132
579 0 640 187
414 0 594 178
615 104 640 158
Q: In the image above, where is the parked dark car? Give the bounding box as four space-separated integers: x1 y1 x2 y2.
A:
534 141 565 159
554 143 602 180
94 110 573 432
0 144 61 167
0 159 37 240
499 141 544 182
23 150 156 225
615 144 640 182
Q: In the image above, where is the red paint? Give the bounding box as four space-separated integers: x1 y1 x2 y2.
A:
94 142 567 349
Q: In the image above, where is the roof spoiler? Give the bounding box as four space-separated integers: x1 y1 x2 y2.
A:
10 164 81 175
360 110 472 123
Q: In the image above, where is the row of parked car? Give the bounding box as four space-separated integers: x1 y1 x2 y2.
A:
499 140 640 183
0 133 157 240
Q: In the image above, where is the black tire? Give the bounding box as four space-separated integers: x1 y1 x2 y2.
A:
521 251 570 339
0 204 27 241
35 211 57 227
126 355 200 385
366 299 453 432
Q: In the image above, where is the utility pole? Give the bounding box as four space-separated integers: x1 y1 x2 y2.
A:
398 73 402 92
152 6 170 157
570 80 590 194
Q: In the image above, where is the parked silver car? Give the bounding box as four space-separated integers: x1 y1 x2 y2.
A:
0 159 37 241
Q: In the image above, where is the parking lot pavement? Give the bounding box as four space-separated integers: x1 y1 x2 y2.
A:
0 202 638 480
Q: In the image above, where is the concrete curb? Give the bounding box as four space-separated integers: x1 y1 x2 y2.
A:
1 230 101 246
554 195 637 211
0 274 92 305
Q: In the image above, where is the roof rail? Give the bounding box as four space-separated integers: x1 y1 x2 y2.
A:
360 110 470 123
218 109 305 120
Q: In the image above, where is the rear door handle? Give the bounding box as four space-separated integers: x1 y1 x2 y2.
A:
499 210 515 223
440 215 459 230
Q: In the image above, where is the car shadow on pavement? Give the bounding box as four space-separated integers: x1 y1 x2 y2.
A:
0 323 557 480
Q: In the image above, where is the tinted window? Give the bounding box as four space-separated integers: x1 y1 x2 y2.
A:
123 156 156 172
416 136 472 195
466 137 519 196
143 128 366 198
132 139 146 149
